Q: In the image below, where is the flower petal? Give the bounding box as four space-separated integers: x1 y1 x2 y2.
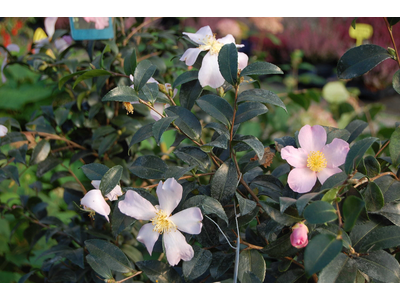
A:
0 125 8 137
44 17 58 39
180 47 203 66
217 34 236 45
105 184 123 201
81 189 110 222
118 190 157 220
238 52 249 70
150 103 165 121
137 223 160 255
281 145 308 168
157 178 183 215
298 125 327 153
91 180 100 189
169 207 203 234
317 167 342 185
322 138 350 168
287 167 317 193
163 230 194 266
198 52 225 88
183 26 213 44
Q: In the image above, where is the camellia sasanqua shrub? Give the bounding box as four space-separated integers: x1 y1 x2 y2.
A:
1 17 400 284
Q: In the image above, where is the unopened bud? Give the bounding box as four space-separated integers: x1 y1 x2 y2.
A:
290 222 309 249
388 47 397 59
216 86 224 97
158 83 167 94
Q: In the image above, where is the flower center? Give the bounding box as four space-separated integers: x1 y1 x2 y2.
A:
307 151 327 172
150 209 177 234
199 34 223 55
123 102 134 114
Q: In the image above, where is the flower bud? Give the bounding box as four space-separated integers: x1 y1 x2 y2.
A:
290 222 309 249
0 124 8 137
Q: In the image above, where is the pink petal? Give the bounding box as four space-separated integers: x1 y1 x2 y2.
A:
287 167 317 193
298 125 327 153
147 77 159 84
238 52 249 70
156 178 183 215
163 230 194 266
169 207 203 234
317 167 343 185
183 26 213 45
217 34 236 45
290 223 309 249
137 223 160 255
44 17 58 39
322 138 350 168
180 47 203 66
0 125 8 137
105 184 123 201
91 180 100 189
198 52 225 88
281 145 308 168
80 189 110 222
118 190 157 220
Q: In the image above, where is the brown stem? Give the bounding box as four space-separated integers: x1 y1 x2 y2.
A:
384 17 400 68
22 131 87 151
336 201 343 228
143 172 215 190
375 139 390 158
115 271 142 283
62 163 87 194
123 17 162 46
353 171 399 188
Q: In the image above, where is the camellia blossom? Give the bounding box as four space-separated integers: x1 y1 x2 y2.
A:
281 124 350 193
180 25 249 89
0 124 8 137
118 178 203 266
80 180 122 222
83 17 109 30
290 222 309 248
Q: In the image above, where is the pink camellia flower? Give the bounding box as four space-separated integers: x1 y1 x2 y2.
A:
290 222 309 249
281 125 350 193
0 124 8 137
118 178 203 266
83 17 109 30
80 180 122 222
180 25 249 89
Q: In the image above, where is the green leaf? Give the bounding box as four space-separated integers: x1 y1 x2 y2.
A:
320 171 348 190
325 127 350 144
318 253 357 283
165 106 202 141
235 102 268 124
276 268 306 283
350 220 382 252
196 94 233 126
321 186 340 203
316 223 352 249
240 61 283 77
2 165 20 186
211 159 238 205
238 250 266 283
54 107 69 126
183 195 229 225
355 250 400 283
73 69 111 89
182 245 212 281
364 181 384 212
139 82 159 102
303 201 337 224
362 155 381 177
172 70 198 89
343 196 365 232
111 201 136 238
387 17 400 27
304 234 343 276
344 137 378 174
179 80 203 111
86 254 113 280
389 126 400 168
218 43 238 86
359 226 400 252
133 60 157 92
174 146 211 173
351 18 357 29
36 156 62 178
374 175 400 203
337 44 392 79
102 86 139 103
136 260 182 283
392 69 400 94
345 119 368 144
209 252 235 280
121 244 143 264
99 165 123 197
259 201 302 226
152 116 177 145
233 135 264 161
80 163 109 180
129 122 154 147
237 192 257 216
237 89 286 112
30 139 50 165
279 197 297 213
58 70 86 89
124 49 137 76
85 239 133 273
372 201 400 226
98 132 118 156
288 92 310 110
129 155 167 180
296 192 321 215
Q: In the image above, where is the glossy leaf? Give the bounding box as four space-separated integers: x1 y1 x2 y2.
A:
372 201 400 226
303 201 337 224
196 94 233 126
345 119 368 144
344 137 378 174
240 61 283 77
218 43 238 86
139 82 159 102
111 201 136 237
58 70 86 89
128 155 167 179
259 201 302 226
359 225 400 252
152 116 177 145
374 175 400 203
237 89 286 112
81 163 109 181
343 196 365 232
129 122 154 147
389 126 400 168
98 133 118 156
364 181 384 212
174 146 211 173
387 17 400 26
73 70 111 89
86 254 113 280
30 140 50 165
179 80 203 111
172 70 198 89
136 260 182 283
102 86 139 103
133 60 156 92
337 44 392 79
124 49 137 76
99 165 123 197
235 102 268 124
165 106 202 141
36 156 62 178
211 159 238 205
237 192 257 216
296 192 321 215
238 250 266 283
233 135 265 161
182 245 212 281
210 252 235 280
318 253 357 283
183 195 229 225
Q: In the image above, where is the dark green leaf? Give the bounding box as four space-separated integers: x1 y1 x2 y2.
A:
237 192 257 216
174 146 211 173
344 137 379 174
237 89 286 112
337 44 392 79
183 195 229 225
152 116 177 145
320 171 348 190
359 226 400 252
261 233 299 258
304 234 343 276
218 43 238 86
121 244 143 264
235 102 268 124
30 140 50 165
351 18 357 29
303 201 337 224
389 126 400 168
238 250 266 283
196 94 233 126
372 201 400 226
318 253 357 283
179 80 203 111
2 165 20 186
325 127 350 144
129 155 167 179
58 70 86 89
240 61 283 77
343 196 365 232
250 175 284 201
86 254 113 280
393 69 400 94
316 223 352 249
99 165 123 197
73 70 111 89
204 122 230 138
165 106 202 140
364 181 384 212
124 49 137 76
102 86 139 103
133 60 157 92
233 135 264 161
259 201 302 226
210 252 235 280
182 245 212 281
136 260 182 283
129 122 154 147
54 107 69 126
279 197 297 213
36 156 62 177
345 119 368 144
211 159 238 205
387 17 400 26
139 82 159 102
374 175 400 203
112 199 136 237
363 155 381 177
296 192 321 215
288 92 310 110
81 163 109 181
350 220 382 252
163 166 192 181
173 70 198 89
276 268 306 283
98 133 118 156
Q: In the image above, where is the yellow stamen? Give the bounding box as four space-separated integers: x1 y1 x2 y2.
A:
123 102 134 114
150 209 177 234
199 35 224 55
307 151 327 172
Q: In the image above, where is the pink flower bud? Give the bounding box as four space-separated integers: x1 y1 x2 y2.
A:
290 222 309 249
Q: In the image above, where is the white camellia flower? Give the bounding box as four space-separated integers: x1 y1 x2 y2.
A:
0 124 8 137
180 25 249 89
118 178 203 266
80 180 122 222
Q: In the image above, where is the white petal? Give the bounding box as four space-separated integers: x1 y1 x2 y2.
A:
150 102 165 121
130 74 134 82
91 180 101 189
44 17 58 39
163 230 194 266
0 125 8 137
180 47 203 66
238 52 249 70
217 34 236 45
147 77 159 84
183 26 213 44
118 190 157 220
198 52 225 88
156 178 183 215
317 167 343 185
137 223 160 255
169 207 203 234
287 168 317 194
81 189 110 222
105 184 123 201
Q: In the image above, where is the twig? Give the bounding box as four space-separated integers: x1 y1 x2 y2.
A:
142 172 215 189
375 140 390 158
384 17 400 68
61 163 87 194
116 271 142 283
123 17 162 46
